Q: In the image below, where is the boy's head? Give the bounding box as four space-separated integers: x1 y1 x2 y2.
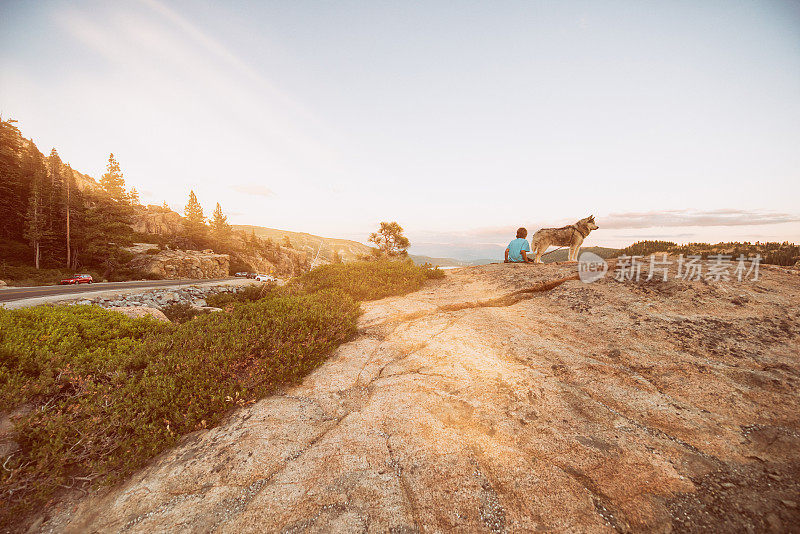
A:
516 227 527 239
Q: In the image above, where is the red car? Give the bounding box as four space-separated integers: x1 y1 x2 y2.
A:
60 274 94 285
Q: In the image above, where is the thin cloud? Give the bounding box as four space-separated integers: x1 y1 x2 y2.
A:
231 184 275 197
602 209 800 229
616 233 695 239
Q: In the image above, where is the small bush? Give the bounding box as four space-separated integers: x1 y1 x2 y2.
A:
206 284 272 308
205 291 236 308
291 259 445 301
161 302 210 324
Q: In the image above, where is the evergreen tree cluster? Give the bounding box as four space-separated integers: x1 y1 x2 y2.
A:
1 118 134 274
622 240 799 266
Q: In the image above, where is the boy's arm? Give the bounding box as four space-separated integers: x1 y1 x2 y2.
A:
522 241 533 262
504 248 510 263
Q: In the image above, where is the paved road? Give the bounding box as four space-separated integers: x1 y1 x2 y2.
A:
0 278 236 303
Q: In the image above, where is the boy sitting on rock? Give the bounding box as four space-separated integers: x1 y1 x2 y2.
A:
505 227 534 263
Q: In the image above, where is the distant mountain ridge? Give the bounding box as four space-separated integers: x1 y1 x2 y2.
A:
233 225 371 263
232 225 468 267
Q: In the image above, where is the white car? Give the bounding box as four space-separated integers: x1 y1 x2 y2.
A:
255 274 276 282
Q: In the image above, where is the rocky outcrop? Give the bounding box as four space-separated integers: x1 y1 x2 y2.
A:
38 262 800 533
131 206 184 235
234 248 309 278
106 306 170 322
128 248 229 279
72 283 251 309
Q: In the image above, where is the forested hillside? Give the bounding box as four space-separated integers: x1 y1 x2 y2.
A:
0 118 309 284
0 118 135 277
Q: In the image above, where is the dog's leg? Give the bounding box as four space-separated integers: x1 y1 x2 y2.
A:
535 242 546 263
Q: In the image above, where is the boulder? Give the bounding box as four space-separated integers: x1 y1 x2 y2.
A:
0 280 6 288
128 249 230 280
106 306 170 322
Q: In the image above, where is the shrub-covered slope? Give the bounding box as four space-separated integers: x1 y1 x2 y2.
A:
0 260 442 530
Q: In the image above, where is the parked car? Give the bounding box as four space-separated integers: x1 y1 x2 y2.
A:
255 274 276 282
60 274 94 285
246 272 258 279
234 272 249 277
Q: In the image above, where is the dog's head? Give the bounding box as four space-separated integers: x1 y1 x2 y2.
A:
582 214 599 231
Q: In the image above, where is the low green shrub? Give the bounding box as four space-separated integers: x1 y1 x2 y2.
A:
0 291 359 528
205 284 273 308
204 291 236 308
161 302 210 324
290 259 444 301
0 305 173 411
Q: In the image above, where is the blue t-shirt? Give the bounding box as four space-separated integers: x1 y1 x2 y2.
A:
507 237 530 262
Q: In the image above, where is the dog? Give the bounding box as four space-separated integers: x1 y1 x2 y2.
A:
530 215 599 263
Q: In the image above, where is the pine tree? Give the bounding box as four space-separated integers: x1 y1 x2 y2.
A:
184 190 204 224
43 149 67 265
129 187 140 205
182 190 207 247
210 202 231 239
100 153 126 201
64 163 72 267
0 117 26 241
78 194 134 276
23 182 48 269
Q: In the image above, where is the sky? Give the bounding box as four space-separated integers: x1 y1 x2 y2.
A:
1 0 799 260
